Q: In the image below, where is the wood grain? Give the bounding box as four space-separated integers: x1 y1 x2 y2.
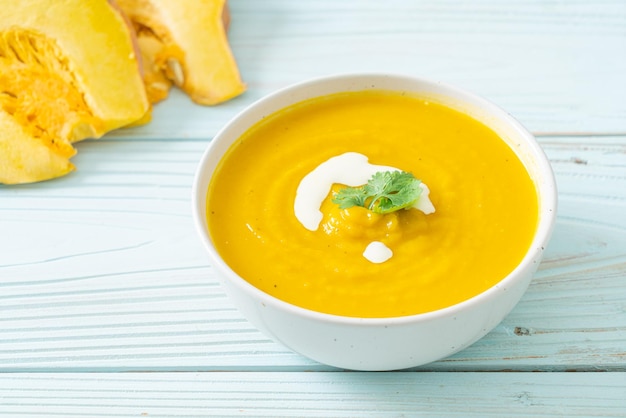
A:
0 372 625 417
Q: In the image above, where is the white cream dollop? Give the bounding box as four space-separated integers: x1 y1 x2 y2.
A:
363 241 393 263
415 183 435 215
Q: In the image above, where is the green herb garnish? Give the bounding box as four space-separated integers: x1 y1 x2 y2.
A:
332 171 422 214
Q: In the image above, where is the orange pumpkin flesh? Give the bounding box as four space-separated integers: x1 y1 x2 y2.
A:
116 0 246 105
0 0 150 184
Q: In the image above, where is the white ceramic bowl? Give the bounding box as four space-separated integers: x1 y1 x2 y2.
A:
191 73 557 371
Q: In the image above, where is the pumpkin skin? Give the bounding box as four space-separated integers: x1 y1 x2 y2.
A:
116 0 246 105
0 0 150 184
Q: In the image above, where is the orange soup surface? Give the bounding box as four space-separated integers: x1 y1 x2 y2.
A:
207 91 538 318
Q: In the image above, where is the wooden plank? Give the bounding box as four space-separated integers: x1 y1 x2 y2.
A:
0 137 624 371
105 0 626 140
0 372 624 417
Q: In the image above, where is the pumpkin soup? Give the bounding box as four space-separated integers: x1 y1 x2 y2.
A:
207 90 538 318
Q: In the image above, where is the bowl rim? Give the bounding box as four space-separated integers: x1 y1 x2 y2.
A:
192 72 558 326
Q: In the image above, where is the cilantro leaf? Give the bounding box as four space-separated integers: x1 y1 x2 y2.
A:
332 185 368 209
332 171 422 214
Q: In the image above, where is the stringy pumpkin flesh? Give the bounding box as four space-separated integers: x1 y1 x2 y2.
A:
0 0 149 184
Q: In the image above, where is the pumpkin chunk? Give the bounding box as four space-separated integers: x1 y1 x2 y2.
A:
116 0 246 105
0 0 149 184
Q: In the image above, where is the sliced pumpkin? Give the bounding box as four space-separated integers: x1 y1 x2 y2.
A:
0 0 150 184
116 0 246 105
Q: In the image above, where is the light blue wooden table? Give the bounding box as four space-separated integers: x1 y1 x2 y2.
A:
1 1 625 416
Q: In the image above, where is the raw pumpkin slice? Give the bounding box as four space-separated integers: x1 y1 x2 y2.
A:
0 0 150 184
0 110 75 184
116 0 246 105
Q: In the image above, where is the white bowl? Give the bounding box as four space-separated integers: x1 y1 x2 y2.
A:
191 73 557 371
